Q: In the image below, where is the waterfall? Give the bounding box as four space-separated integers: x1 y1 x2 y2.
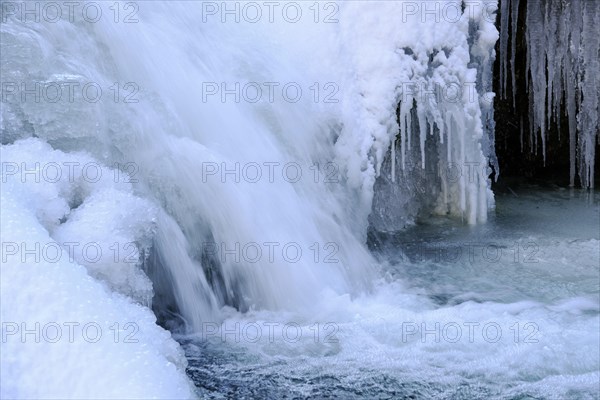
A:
1 2 500 396
2 1 499 332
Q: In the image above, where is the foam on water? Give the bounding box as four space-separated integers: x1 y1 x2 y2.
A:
181 187 600 399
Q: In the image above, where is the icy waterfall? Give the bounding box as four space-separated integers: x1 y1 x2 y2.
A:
1 1 499 397
1 0 498 331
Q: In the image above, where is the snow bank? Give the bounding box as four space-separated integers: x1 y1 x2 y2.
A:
1 139 194 399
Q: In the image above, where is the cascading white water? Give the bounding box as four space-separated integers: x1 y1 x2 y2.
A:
2 2 379 330
2 0 498 331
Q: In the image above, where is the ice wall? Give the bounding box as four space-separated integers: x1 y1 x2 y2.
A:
499 0 600 188
348 1 498 230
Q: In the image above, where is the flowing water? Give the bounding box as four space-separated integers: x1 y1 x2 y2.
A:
179 185 599 399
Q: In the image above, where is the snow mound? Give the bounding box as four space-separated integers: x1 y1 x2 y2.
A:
1 138 194 399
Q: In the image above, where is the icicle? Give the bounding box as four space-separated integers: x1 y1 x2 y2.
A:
440 162 448 207
446 114 452 163
545 1 556 131
399 100 407 170
418 109 427 169
519 115 523 152
458 115 466 214
477 166 488 224
577 0 599 188
566 50 578 187
526 0 546 163
509 0 599 187
391 135 396 183
499 0 510 99
510 0 520 108
406 101 412 151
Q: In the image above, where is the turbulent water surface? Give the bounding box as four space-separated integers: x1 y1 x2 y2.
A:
179 185 600 399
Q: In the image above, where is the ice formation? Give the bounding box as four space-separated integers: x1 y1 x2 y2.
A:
338 1 498 231
499 0 600 188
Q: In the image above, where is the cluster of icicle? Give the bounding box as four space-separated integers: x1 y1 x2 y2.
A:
499 0 599 188
381 2 497 225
